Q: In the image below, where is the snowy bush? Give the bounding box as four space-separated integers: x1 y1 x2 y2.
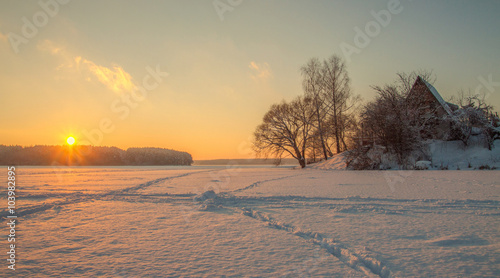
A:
345 147 381 170
415 161 432 170
449 93 500 150
358 83 422 168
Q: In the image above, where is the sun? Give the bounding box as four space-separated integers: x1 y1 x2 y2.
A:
66 136 76 145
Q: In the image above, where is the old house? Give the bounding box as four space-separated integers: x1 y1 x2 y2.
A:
355 76 457 146
406 76 456 139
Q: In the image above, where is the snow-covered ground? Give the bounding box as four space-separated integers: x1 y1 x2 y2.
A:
1 166 499 277
312 140 500 171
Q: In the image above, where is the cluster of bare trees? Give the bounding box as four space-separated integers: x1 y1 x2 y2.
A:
254 59 500 169
358 71 437 166
253 55 358 168
354 72 499 168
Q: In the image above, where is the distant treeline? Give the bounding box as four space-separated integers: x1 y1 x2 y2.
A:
0 145 193 166
193 158 299 166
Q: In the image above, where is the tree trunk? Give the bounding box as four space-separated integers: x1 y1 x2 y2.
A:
316 105 329 160
298 157 306 168
334 111 341 153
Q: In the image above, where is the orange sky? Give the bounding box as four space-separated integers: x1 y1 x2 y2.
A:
1 1 499 160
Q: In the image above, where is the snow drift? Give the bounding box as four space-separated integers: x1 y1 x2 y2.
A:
311 139 500 170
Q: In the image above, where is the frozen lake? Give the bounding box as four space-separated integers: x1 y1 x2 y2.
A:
1 166 499 277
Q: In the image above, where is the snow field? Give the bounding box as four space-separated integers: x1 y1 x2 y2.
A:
1 166 499 277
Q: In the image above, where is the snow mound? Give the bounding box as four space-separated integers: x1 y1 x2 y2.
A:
415 161 432 170
317 139 500 170
428 140 500 170
309 152 347 170
194 190 217 202
194 190 222 211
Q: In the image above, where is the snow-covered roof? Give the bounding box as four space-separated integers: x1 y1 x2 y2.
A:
420 77 453 116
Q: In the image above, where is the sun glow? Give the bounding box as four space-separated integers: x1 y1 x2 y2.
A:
66 136 76 145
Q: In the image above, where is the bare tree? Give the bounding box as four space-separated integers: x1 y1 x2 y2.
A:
484 114 500 150
362 84 421 165
301 58 329 160
321 55 357 154
254 54 361 166
253 96 315 168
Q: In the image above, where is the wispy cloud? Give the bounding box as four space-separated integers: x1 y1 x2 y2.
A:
79 58 135 93
249 61 273 81
38 39 136 94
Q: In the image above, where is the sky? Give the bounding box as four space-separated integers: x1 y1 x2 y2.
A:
0 0 499 160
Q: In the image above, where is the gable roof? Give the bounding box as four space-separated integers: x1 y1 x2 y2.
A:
412 76 453 116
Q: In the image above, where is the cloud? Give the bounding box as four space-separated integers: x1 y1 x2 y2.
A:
249 61 273 81
80 59 136 93
37 39 136 94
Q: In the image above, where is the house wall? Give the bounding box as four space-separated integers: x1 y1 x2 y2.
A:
407 78 451 139
407 79 448 118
